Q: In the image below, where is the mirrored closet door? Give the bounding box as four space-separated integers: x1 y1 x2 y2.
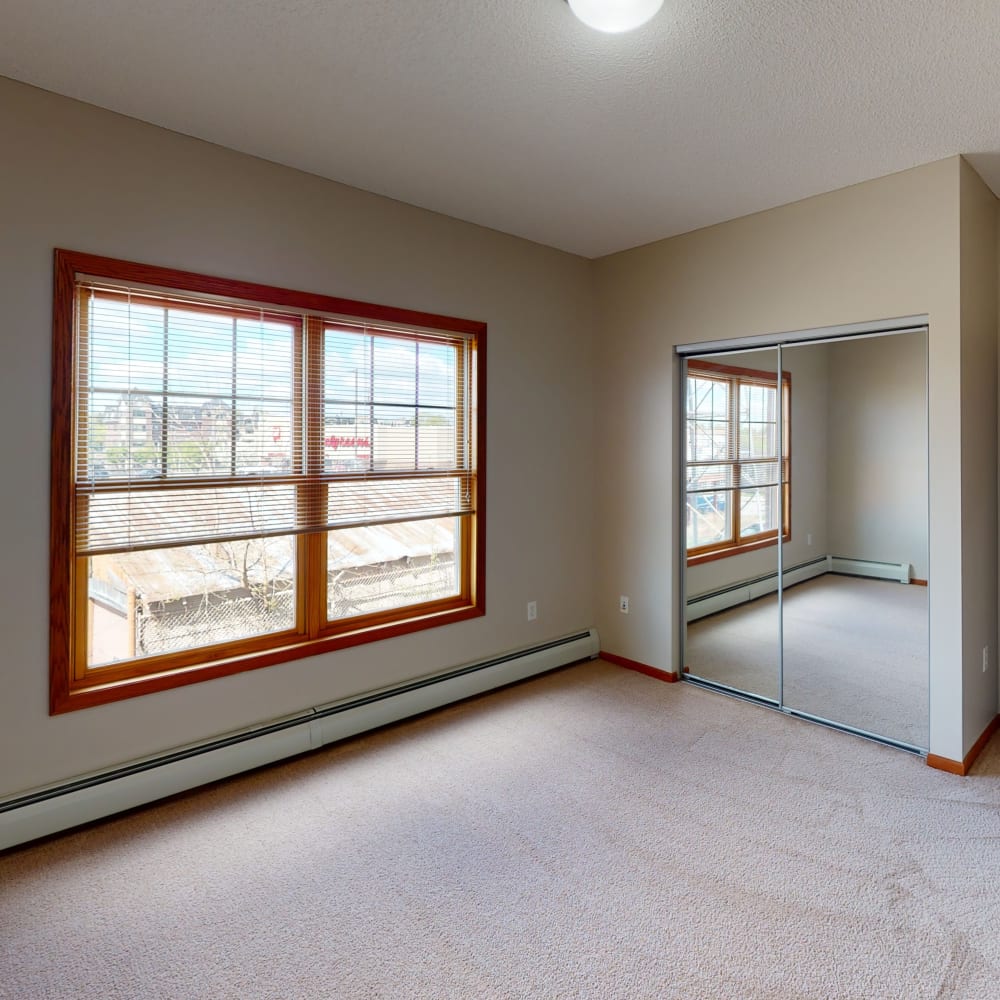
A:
681 328 929 752
683 347 783 704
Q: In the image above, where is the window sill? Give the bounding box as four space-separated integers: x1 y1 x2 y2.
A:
687 531 791 568
51 600 483 714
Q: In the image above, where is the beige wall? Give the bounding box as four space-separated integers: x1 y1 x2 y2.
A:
825 332 928 579
0 77 597 797
959 160 999 741
594 156 975 761
2 74 997 794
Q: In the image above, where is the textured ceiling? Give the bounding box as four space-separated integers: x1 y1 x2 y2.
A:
2 0 1000 258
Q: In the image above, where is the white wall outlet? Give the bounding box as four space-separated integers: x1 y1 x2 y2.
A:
983 645 989 673
527 601 537 621
619 595 629 614
807 533 813 546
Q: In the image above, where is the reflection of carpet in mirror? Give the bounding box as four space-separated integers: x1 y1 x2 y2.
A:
686 574 928 748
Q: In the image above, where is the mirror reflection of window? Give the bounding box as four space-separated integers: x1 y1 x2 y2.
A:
682 329 929 753
686 359 790 564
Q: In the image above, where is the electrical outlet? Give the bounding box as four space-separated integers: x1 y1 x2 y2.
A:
983 645 989 673
619 595 629 614
807 533 813 546
527 601 537 621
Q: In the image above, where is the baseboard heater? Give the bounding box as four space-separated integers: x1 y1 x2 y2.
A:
686 555 913 622
686 557 829 622
0 628 599 852
827 556 911 584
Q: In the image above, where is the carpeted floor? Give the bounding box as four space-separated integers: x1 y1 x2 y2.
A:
2 658 998 999
686 574 929 747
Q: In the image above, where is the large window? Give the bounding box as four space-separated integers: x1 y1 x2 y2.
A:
686 359 790 565
50 251 485 712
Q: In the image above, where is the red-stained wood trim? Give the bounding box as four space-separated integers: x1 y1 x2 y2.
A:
50 251 77 713
304 316 326 636
971 711 999 768
927 714 1000 776
57 249 486 336
600 651 679 683
925 754 964 775
911 578 928 587
473 334 486 612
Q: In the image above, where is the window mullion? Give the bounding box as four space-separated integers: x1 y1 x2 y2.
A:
730 376 741 546
303 316 327 637
368 332 375 474
160 305 169 477
414 340 420 470
455 341 467 477
229 316 238 477
72 290 92 677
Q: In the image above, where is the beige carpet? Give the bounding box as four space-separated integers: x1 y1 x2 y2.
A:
2 659 999 999
686 574 929 747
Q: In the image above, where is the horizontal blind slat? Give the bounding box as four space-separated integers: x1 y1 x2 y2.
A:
75 477 476 555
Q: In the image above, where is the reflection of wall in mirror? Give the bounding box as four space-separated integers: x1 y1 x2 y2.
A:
827 333 928 580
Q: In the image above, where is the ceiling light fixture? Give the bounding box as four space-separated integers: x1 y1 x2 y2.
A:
566 0 664 33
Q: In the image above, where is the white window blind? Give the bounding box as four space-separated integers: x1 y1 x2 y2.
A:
73 283 476 558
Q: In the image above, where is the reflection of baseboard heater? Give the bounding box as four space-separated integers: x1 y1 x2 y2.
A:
0 629 599 852
828 556 912 584
686 556 912 622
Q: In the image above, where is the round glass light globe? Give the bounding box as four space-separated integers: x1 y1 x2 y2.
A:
567 0 664 33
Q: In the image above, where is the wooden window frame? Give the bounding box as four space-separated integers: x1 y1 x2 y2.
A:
50 250 486 713
686 359 790 567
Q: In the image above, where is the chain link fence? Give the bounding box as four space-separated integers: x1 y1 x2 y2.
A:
137 556 456 656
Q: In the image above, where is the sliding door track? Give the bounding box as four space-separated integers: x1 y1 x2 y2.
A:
682 673 779 710
682 674 926 757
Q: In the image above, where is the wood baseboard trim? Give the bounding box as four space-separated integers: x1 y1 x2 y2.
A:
600 651 679 683
926 753 965 775
910 578 928 587
927 714 1000 775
